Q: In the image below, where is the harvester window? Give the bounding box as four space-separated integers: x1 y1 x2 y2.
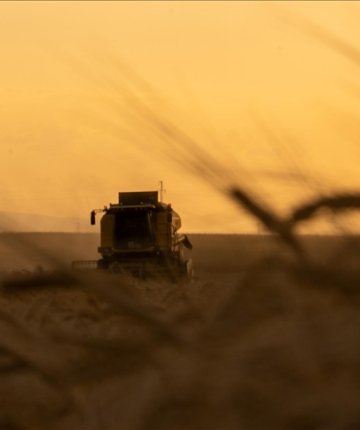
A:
114 211 153 249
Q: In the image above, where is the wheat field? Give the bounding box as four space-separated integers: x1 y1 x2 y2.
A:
1 3 360 429
0 233 359 430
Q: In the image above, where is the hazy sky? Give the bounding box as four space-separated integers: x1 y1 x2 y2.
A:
1 1 359 232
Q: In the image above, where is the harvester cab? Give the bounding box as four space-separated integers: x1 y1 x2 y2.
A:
73 191 193 280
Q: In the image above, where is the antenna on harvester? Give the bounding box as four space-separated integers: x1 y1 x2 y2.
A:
159 180 166 202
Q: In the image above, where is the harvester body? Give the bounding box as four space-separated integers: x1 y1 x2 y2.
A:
74 191 193 280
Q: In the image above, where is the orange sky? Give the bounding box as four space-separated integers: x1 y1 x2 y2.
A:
1 1 360 233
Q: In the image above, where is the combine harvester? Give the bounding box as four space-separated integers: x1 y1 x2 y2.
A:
73 191 193 281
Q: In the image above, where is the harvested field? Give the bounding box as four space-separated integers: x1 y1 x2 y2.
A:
0 233 360 430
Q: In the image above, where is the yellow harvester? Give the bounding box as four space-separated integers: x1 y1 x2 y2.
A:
73 191 193 280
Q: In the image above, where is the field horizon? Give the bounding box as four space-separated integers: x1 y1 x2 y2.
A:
1 231 359 274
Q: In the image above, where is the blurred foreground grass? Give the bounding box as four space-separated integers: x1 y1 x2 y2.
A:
0 233 360 430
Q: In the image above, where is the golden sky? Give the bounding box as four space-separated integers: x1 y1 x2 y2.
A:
1 1 360 233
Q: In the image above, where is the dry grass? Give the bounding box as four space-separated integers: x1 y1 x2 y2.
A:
0 233 360 430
